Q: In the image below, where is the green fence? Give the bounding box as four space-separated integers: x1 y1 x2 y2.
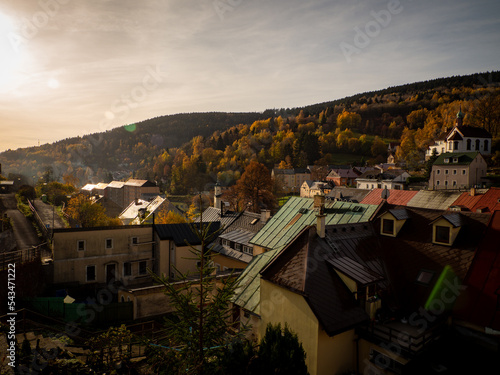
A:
24 297 133 325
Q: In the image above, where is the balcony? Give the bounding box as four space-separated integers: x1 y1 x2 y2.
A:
357 317 446 359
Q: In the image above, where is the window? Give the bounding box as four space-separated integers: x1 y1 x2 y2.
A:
476 139 480 150
445 170 449 175
466 139 471 150
436 169 441 175
453 170 457 175
444 181 448 187
77 240 86 251
86 265 96 282
453 157 458 163
435 225 450 244
131 237 138 245
454 141 458 150
235 243 241 251
416 270 435 285
484 140 489 151
382 218 394 235
243 246 253 255
105 238 113 249
453 181 457 187
124 262 132 277
436 180 440 186
139 261 147 275
462 170 466 175
444 158 449 163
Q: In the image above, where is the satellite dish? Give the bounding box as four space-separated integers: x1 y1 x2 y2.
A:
381 187 390 200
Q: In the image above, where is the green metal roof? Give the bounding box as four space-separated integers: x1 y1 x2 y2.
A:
433 152 479 166
233 197 378 315
231 249 280 315
249 196 378 252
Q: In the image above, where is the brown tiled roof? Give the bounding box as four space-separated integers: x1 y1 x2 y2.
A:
360 188 418 206
261 227 369 336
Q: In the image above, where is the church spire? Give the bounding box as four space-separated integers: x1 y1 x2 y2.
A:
455 106 464 127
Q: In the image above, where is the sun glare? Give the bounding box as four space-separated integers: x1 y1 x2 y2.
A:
0 11 23 91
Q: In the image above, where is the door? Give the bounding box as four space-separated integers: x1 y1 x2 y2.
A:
106 263 116 284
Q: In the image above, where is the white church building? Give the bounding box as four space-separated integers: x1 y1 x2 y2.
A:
426 109 492 160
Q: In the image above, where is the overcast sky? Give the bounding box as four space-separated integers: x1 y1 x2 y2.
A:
0 0 499 152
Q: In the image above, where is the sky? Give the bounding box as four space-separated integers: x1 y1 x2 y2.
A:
0 0 499 153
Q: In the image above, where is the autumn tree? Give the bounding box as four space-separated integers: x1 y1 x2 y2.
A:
156 209 187 224
66 194 120 227
470 92 500 136
234 161 275 213
336 109 361 130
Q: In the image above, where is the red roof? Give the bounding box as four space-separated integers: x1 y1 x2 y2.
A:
360 189 419 206
454 211 500 330
450 192 483 211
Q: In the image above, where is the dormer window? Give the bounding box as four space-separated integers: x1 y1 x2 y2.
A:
453 157 458 163
378 209 410 237
431 213 464 246
444 158 450 163
435 225 450 244
382 219 394 235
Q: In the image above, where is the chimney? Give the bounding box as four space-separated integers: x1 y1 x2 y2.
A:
260 209 271 223
135 198 139 205
313 194 325 212
316 211 326 239
214 181 222 211
470 187 476 197
314 194 326 238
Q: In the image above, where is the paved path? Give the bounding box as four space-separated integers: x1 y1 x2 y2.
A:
0 194 40 251
33 199 66 230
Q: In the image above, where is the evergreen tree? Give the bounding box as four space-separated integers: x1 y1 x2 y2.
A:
148 220 246 374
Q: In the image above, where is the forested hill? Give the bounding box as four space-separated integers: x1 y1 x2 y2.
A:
1 71 499 188
0 112 265 183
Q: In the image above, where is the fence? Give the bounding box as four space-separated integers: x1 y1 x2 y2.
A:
0 247 40 271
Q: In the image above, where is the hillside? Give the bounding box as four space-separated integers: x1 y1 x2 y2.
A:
1 71 499 189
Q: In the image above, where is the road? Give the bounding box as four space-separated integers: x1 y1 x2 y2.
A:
0 194 41 251
33 198 66 230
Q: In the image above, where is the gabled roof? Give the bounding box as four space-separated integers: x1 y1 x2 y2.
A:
154 222 220 247
454 211 500 330
124 179 156 187
452 187 500 213
455 125 492 139
327 256 384 286
327 168 360 179
327 187 372 203
107 181 125 189
407 190 463 211
260 227 369 336
232 249 281 315
250 196 377 251
448 131 463 141
433 152 481 166
196 207 240 229
360 188 418 206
